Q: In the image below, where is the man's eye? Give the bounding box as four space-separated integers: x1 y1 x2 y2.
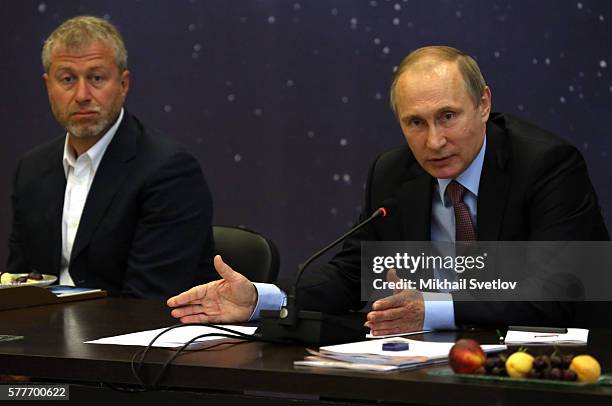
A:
61 76 74 84
442 112 456 121
92 75 104 82
410 119 422 127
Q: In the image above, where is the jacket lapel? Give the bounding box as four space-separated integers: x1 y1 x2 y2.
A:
70 113 138 261
477 114 511 240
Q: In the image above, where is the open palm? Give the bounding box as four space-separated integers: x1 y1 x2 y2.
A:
167 255 257 324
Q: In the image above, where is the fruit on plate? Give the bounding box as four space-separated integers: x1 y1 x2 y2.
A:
26 270 43 282
0 271 46 285
449 338 486 373
462 350 602 383
505 351 535 378
569 355 601 383
0 272 16 284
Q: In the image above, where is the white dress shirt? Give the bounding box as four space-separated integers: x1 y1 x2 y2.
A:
59 108 124 285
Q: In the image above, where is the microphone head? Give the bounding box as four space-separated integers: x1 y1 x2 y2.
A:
378 198 399 218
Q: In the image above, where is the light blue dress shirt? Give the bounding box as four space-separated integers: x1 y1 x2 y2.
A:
250 136 487 328
423 136 486 330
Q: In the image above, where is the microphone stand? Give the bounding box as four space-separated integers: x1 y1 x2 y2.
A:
259 206 390 345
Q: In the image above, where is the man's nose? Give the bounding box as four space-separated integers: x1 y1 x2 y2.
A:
74 78 92 103
426 125 446 150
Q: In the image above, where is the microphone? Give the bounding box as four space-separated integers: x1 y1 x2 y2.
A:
260 198 398 345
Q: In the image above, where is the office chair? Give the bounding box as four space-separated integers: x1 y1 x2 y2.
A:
212 225 280 283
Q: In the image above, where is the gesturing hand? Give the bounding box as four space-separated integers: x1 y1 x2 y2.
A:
167 255 257 324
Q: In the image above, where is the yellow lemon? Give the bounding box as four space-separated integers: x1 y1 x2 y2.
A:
505 352 534 378
569 355 601 383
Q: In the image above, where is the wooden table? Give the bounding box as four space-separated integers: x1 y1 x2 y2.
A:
1 298 611 405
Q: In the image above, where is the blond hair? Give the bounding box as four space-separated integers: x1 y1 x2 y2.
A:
42 15 128 72
389 46 486 118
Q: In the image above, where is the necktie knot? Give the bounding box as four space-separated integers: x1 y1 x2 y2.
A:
446 180 466 206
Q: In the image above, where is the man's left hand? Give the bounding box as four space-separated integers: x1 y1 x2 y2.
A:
365 269 425 336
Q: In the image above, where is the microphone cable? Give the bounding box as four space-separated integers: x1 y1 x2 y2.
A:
126 323 283 391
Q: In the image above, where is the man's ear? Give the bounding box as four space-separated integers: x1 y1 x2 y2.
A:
120 70 130 97
479 86 492 122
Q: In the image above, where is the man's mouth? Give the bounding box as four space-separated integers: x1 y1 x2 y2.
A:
72 110 99 118
428 155 453 165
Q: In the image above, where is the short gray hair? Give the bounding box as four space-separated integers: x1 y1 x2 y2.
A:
389 46 486 118
42 15 128 73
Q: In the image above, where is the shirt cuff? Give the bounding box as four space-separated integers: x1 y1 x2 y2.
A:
422 292 457 330
249 283 287 321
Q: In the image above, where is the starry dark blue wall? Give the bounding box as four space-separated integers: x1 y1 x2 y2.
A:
1 0 611 282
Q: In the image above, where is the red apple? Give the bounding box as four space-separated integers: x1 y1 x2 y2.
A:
449 338 486 373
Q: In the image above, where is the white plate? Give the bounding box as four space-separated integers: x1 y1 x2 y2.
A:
0 273 58 289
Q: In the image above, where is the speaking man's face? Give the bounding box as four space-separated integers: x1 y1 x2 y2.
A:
44 40 129 141
394 60 491 179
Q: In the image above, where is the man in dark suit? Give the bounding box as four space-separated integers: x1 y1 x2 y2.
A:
167 46 608 331
7 16 215 298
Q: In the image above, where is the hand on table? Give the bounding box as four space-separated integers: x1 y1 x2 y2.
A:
365 268 425 336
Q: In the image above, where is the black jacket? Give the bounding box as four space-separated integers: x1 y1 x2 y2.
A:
296 113 609 328
8 112 216 298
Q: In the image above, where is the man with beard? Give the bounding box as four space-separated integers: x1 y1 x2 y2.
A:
7 16 215 298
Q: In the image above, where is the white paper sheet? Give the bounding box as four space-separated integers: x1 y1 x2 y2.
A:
365 330 431 339
317 337 506 366
295 337 506 371
323 337 506 358
85 325 258 348
504 328 588 345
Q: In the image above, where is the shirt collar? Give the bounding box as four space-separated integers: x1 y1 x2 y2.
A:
62 108 124 177
436 135 487 203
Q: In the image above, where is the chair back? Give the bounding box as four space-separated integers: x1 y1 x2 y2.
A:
213 225 280 283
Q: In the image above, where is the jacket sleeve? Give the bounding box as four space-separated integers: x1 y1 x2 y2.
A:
120 151 215 298
6 158 28 275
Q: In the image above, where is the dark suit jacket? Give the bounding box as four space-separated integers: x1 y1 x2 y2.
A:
7 112 216 299
296 112 609 327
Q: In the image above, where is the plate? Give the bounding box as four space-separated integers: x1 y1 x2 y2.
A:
0 273 58 289
428 367 612 387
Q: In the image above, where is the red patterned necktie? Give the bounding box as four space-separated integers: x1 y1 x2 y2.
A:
446 180 477 241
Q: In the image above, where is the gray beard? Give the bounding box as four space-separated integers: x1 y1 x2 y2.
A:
66 116 111 139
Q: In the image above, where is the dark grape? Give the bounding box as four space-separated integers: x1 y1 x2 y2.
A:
474 366 486 375
562 369 577 381
562 354 573 369
485 358 497 372
491 366 503 376
15 275 27 283
550 355 562 368
533 356 549 371
549 368 562 380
